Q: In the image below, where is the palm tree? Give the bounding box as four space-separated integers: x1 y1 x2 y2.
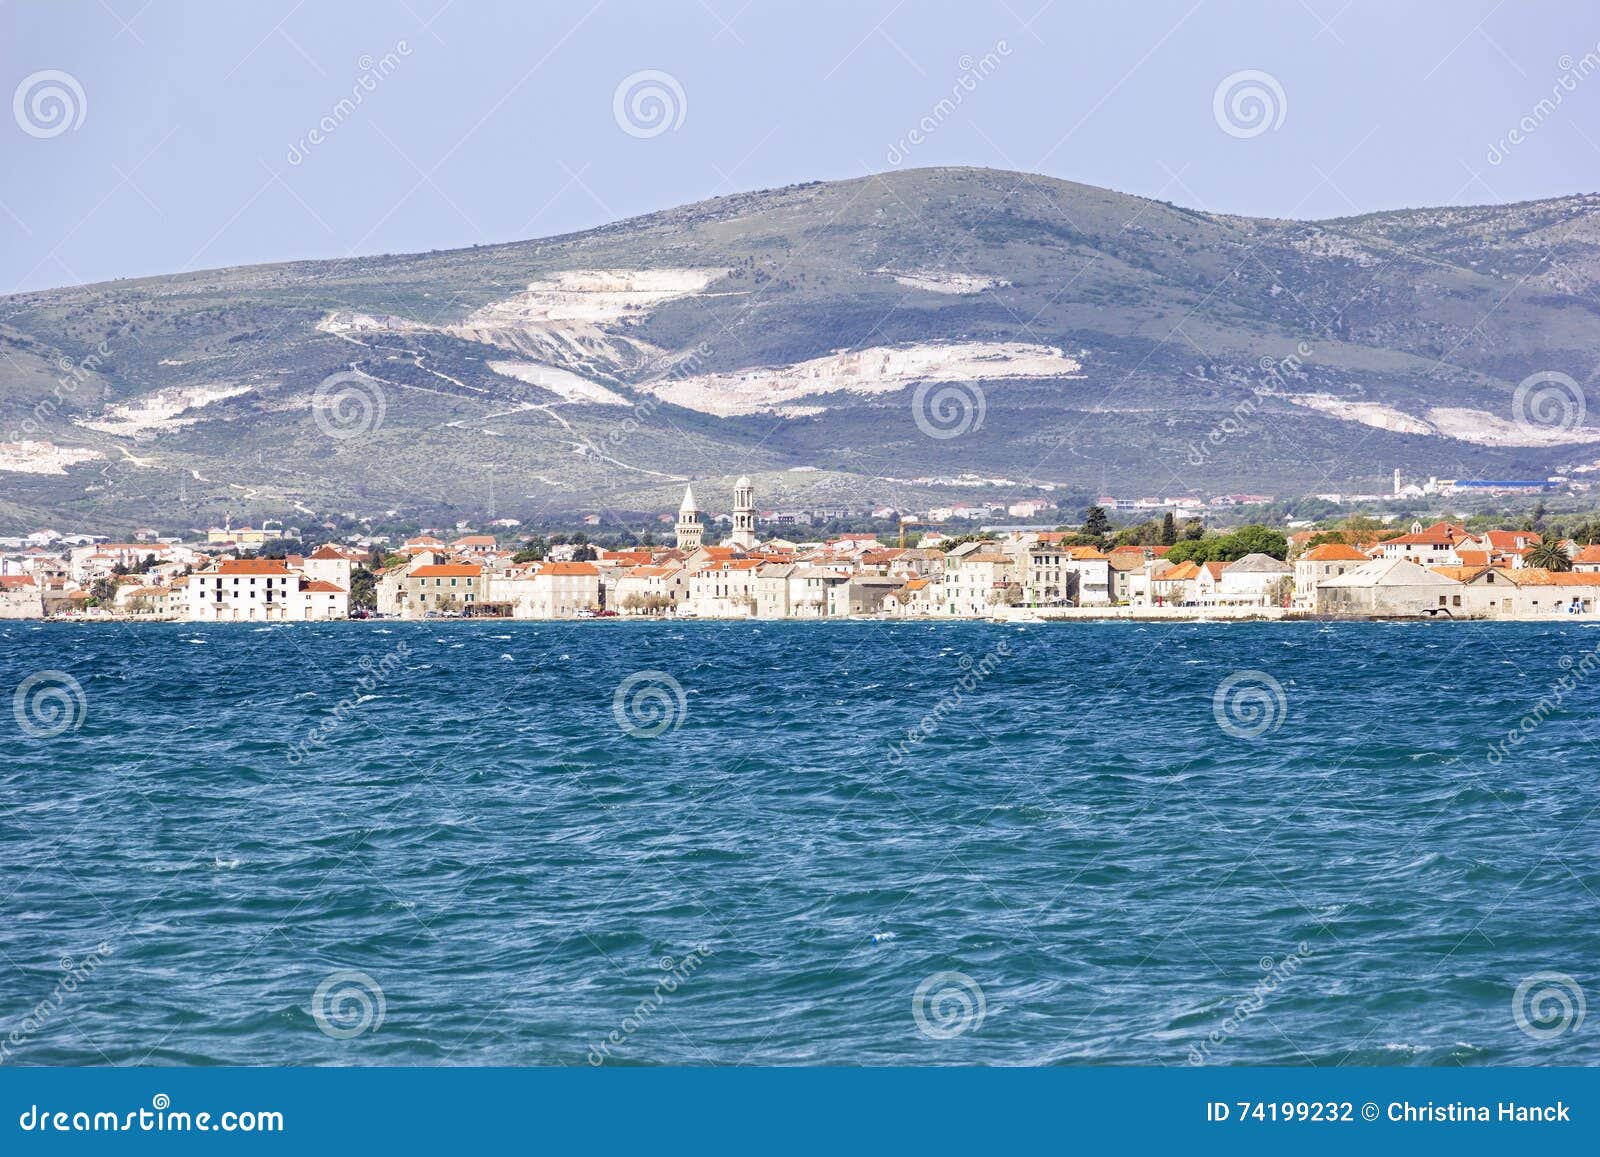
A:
1526 539 1574 571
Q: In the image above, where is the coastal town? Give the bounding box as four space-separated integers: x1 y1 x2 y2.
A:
4 476 1600 624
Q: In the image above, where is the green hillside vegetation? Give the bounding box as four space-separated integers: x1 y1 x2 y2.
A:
3 167 1598 533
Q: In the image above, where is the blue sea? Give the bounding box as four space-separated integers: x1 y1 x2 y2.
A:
1 620 1596 1067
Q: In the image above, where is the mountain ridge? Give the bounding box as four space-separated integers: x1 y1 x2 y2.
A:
3 166 1599 533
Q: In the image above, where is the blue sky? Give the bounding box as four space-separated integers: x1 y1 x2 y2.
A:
3 0 1598 292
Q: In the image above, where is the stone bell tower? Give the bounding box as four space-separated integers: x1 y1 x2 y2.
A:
729 475 757 550
675 485 703 551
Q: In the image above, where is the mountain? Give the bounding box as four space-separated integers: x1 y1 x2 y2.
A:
3 165 1600 534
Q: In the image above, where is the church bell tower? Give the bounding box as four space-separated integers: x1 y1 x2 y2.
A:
730 475 757 550
675 485 704 551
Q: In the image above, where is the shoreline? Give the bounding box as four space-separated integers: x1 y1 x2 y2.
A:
15 610 1599 626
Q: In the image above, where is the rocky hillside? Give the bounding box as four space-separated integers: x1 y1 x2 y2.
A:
2 166 1598 532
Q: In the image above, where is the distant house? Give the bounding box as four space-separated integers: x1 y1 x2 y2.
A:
399 535 448 557
402 564 483 615
1149 560 1200 605
1293 543 1370 607
1060 546 1112 606
1376 521 1472 568
829 575 903 617
686 559 764 618
115 584 176 617
527 561 601 618
941 549 1018 616
206 525 268 547
1442 566 1600 618
1315 559 1462 617
0 575 44 619
883 577 940 616
189 559 296 622
450 535 499 557
1218 553 1293 606
613 564 687 615
297 577 349 620
303 544 358 590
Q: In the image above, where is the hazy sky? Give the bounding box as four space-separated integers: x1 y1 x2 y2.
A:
3 0 1598 292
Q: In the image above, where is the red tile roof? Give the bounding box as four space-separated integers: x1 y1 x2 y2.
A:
1482 529 1540 551
1155 561 1201 581
1301 543 1370 561
218 559 292 575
